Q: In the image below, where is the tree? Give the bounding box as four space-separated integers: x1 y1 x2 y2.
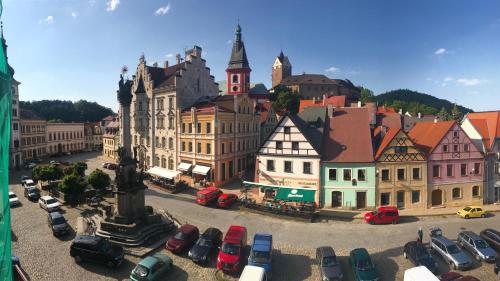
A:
19 99 114 123
87 169 111 191
451 104 462 122
63 162 88 177
32 165 63 187
359 87 374 104
438 107 450 121
273 90 301 115
58 174 87 206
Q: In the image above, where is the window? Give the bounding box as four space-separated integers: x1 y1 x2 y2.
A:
188 123 193 133
453 144 459 152
472 186 480 197
328 169 337 181
412 167 420 180
452 188 461 199
222 123 225 134
206 143 211 154
411 191 420 204
473 163 480 175
276 141 283 149
232 74 238 83
453 131 459 137
397 168 405 180
463 144 469 152
495 162 499 175
13 123 18 130
188 142 193 152
292 141 299 150
197 122 202 134
197 143 202 153
343 169 352 181
381 169 390 181
460 164 467 176
447 164 453 177
182 123 186 133
443 145 448 152
168 158 174 170
168 137 173 149
284 127 291 134
168 97 173 109
267 160 275 172
394 146 408 154
206 122 211 134
284 161 292 173
357 169 366 181
168 116 174 129
380 193 390 206
222 143 225 154
433 165 441 178
155 137 159 148
303 162 312 174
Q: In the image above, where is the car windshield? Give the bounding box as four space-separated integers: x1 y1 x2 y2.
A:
322 256 338 266
174 231 188 240
251 250 269 264
357 259 374 271
98 240 112 253
221 242 240 255
415 247 431 260
9 194 16 199
132 264 149 278
446 245 460 254
462 207 472 212
197 238 212 247
28 188 38 194
52 217 65 225
46 198 57 205
474 240 489 249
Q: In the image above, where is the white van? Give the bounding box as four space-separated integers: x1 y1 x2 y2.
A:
239 265 267 281
404 266 439 281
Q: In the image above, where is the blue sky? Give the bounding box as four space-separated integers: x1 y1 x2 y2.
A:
3 0 500 111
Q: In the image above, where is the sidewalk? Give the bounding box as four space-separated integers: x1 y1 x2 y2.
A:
320 203 500 221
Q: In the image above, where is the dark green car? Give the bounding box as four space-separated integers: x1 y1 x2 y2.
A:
349 248 379 281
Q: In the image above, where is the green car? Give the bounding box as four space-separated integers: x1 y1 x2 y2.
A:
349 248 379 281
130 253 173 281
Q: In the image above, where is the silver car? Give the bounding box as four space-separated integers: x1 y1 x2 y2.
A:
458 231 497 263
430 236 472 271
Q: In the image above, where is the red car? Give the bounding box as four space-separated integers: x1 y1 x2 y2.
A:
166 224 199 254
364 206 399 225
440 272 463 281
196 187 222 206
217 225 247 273
216 193 238 208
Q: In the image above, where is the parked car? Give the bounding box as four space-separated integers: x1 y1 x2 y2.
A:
457 231 497 262
20 175 30 185
196 187 222 206
130 253 173 281
349 248 378 281
457 206 486 219
39 196 61 212
24 186 40 201
239 265 267 281
23 179 36 188
248 234 273 279
106 163 118 170
430 235 471 271
495 255 499 275
404 266 439 281
25 162 36 169
479 228 500 251
403 241 438 273
102 163 110 168
217 225 248 273
455 277 480 281
316 246 343 281
217 193 238 208
32 158 42 163
188 227 222 265
70 235 124 267
9 192 20 207
49 160 60 165
363 206 399 225
439 272 463 281
48 211 70 236
166 224 199 254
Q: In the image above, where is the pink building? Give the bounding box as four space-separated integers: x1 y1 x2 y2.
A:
409 121 484 207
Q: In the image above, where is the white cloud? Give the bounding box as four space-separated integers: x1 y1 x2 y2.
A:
39 16 54 24
325 66 340 73
155 4 171 16
71 12 78 18
166 53 174 58
106 0 120 11
456 78 484 86
434 48 448 55
444 77 454 82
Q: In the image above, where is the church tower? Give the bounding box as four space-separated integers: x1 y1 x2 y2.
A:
226 24 251 95
272 50 292 88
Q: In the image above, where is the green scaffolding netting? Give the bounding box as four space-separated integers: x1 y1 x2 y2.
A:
0 0 13 280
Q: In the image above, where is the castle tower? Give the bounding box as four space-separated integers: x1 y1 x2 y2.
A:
226 24 251 95
272 50 292 88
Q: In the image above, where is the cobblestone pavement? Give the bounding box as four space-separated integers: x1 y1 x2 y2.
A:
8 152 500 280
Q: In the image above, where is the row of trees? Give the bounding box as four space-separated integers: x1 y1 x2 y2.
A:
32 162 111 206
19 99 114 123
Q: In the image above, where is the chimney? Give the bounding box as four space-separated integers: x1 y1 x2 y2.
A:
176 53 181 64
153 62 158 67
434 117 438 123
398 108 403 114
357 101 362 108
164 61 169 69
418 112 421 118
312 97 316 103
327 104 334 118
323 94 327 105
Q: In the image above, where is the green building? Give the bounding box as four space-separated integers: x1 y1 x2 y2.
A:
320 108 376 209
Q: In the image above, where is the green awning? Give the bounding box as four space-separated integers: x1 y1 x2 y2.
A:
275 187 316 203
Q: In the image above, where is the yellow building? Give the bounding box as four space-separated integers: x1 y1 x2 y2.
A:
179 93 260 186
103 120 119 161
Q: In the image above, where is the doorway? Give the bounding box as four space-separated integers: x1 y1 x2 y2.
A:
331 191 342 207
494 186 500 203
356 191 366 209
431 189 443 206
397 191 405 208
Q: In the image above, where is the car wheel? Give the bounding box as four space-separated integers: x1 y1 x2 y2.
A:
392 219 398 224
74 255 82 263
465 215 469 219
106 261 116 268
481 214 485 218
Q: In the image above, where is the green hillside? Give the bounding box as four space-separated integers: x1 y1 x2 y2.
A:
20 99 114 123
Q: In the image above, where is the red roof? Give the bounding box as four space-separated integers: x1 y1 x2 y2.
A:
102 115 115 121
323 108 374 163
181 102 234 114
377 112 402 129
377 106 397 113
374 127 401 159
407 120 455 154
466 111 500 150
299 95 346 112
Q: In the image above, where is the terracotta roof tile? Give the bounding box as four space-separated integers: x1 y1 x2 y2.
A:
466 111 500 150
407 120 455 154
298 95 346 112
377 112 402 129
374 127 400 160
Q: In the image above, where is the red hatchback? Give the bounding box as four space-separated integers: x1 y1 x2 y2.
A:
216 193 238 209
217 225 247 273
364 206 400 225
166 224 199 254
196 187 222 206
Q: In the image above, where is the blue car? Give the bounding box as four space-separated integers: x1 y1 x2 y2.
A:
130 253 173 281
248 233 273 279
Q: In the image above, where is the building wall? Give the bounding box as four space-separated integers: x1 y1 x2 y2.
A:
427 181 484 208
46 123 85 155
20 119 47 161
321 163 376 209
103 135 118 161
271 57 291 88
9 80 22 168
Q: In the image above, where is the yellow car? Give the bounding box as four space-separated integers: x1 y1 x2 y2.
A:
457 206 486 219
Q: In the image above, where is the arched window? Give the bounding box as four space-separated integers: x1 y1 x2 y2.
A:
472 186 480 197
232 74 239 83
168 157 174 170
452 187 461 199
168 137 173 149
